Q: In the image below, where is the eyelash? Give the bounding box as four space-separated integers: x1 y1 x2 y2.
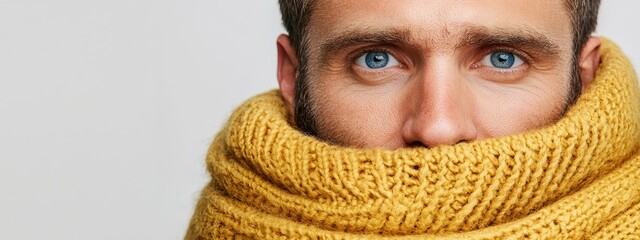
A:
350 47 404 66
347 45 533 75
478 48 531 81
477 47 532 66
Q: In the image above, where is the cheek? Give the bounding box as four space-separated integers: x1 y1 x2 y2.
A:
312 82 407 148
472 73 569 137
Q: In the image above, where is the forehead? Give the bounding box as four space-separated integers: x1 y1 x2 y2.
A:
308 0 572 50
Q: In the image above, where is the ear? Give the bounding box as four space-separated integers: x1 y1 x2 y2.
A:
578 36 601 93
277 34 299 115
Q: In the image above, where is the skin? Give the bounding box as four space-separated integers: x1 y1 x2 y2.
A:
277 0 601 149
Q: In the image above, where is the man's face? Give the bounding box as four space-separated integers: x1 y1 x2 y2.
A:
287 1 581 149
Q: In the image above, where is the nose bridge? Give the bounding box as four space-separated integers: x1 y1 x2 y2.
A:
415 55 465 121
405 55 476 147
420 58 460 116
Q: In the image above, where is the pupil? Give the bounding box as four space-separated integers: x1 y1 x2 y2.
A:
490 51 515 69
365 52 389 69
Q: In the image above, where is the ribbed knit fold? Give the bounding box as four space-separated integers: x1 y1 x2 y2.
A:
186 39 640 239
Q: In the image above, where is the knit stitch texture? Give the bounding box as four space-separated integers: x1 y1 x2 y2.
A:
186 39 640 239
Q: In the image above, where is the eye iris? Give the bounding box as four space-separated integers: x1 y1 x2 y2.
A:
490 51 515 68
365 51 389 69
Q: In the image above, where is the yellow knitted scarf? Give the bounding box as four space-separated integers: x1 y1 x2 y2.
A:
186 39 640 239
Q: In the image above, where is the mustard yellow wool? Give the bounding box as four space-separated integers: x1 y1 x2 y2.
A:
186 39 640 239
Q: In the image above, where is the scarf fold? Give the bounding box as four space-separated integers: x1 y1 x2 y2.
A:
186 39 640 239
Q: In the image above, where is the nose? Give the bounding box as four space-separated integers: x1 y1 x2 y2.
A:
402 61 477 148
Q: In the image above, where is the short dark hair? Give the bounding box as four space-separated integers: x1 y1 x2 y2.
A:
278 0 318 135
278 0 602 136
564 0 602 106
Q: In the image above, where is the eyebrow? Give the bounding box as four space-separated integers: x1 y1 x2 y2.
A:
317 25 561 61
318 28 415 61
455 26 561 56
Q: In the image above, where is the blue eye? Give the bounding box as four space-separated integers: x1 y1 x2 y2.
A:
481 51 524 69
355 51 400 69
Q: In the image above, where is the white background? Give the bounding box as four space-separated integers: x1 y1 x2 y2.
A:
0 1 637 239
